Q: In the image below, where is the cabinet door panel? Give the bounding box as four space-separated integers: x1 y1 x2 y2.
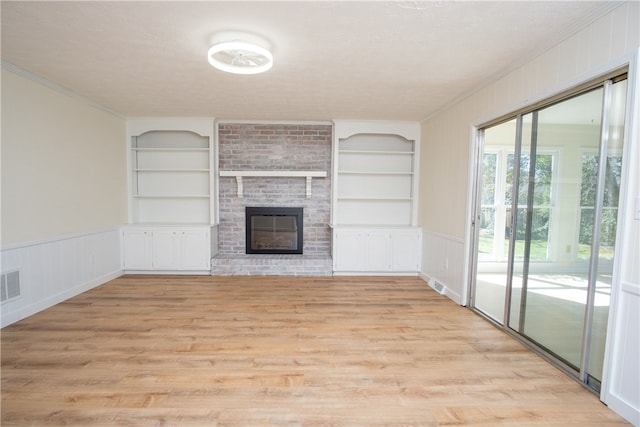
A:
391 231 421 271
152 230 180 269
122 229 152 269
334 230 365 271
180 229 211 270
365 232 391 271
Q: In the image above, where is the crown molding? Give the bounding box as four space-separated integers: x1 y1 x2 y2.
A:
1 61 124 119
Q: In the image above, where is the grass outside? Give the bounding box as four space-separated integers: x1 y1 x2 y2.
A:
478 236 614 260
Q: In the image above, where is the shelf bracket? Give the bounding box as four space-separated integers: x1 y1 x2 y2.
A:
306 176 313 199
235 176 244 198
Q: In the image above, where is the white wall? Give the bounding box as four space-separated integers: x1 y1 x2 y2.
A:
1 67 127 326
1 68 127 244
418 2 639 424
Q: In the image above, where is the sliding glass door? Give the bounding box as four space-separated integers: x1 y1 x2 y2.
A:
471 119 515 323
470 75 628 390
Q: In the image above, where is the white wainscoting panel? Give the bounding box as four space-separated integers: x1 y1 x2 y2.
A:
419 230 466 305
605 281 640 426
1 228 122 327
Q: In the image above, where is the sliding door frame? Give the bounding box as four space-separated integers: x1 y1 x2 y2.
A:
467 68 629 393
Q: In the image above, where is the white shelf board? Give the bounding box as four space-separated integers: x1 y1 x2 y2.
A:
132 148 210 152
133 195 210 199
338 171 413 175
337 197 413 201
338 150 414 156
134 169 210 172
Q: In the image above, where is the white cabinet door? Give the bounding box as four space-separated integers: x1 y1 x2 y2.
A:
180 229 211 270
152 229 180 269
391 230 421 271
333 229 365 271
122 228 152 269
365 231 391 271
333 227 421 273
122 226 211 272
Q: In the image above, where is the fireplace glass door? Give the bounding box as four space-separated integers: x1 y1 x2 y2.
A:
246 207 303 254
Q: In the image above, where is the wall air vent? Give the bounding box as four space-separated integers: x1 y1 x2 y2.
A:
1 270 21 303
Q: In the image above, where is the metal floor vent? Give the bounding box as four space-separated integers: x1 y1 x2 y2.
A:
1 271 21 302
429 279 446 295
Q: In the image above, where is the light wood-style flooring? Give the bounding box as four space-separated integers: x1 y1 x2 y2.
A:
1 275 630 426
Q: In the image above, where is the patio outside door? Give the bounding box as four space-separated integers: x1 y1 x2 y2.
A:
469 76 628 390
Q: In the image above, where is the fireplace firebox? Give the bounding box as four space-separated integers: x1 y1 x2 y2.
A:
245 207 303 254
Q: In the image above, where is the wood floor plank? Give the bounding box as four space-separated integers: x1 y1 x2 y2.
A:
1 275 630 426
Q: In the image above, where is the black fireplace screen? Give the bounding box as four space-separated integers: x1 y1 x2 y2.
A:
245 207 303 254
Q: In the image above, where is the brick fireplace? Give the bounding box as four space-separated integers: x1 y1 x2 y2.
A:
211 123 333 275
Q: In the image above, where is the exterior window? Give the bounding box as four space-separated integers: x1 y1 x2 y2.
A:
578 153 622 260
479 150 555 261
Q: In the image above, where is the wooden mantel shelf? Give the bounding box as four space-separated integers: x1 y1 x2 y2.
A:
219 170 328 198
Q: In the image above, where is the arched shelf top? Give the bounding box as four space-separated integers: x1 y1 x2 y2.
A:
340 132 413 142
332 120 420 142
131 130 210 150
338 133 414 153
127 118 214 138
135 129 208 139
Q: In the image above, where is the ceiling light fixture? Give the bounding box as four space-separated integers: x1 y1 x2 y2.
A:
207 41 273 75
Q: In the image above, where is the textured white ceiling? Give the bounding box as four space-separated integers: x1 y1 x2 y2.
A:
1 1 608 121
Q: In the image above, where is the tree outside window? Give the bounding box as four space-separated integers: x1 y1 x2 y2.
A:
578 154 621 260
479 150 554 261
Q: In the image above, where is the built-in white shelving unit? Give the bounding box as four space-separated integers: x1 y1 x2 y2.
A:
129 123 213 225
332 121 420 226
124 118 216 274
331 120 422 274
333 122 419 226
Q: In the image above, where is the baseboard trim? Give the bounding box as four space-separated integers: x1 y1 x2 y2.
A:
1 270 122 328
333 272 419 277
123 270 211 275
